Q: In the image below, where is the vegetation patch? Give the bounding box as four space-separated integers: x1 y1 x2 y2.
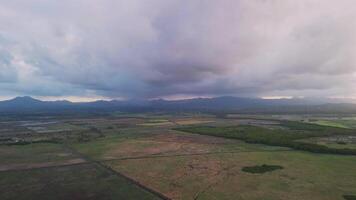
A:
310 120 349 129
279 120 349 131
139 122 173 126
147 119 169 123
344 195 356 200
176 123 356 155
242 164 283 174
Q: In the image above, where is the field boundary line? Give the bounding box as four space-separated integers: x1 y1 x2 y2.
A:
0 149 291 173
63 144 171 200
101 149 293 162
0 161 89 173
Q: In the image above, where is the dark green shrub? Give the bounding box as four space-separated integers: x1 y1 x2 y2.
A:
343 195 356 200
337 141 347 145
242 164 283 174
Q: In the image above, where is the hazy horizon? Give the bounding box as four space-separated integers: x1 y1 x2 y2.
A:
1 95 356 104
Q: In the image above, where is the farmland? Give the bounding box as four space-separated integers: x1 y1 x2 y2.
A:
1 113 356 199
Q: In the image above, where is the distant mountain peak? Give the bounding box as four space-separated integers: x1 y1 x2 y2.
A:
9 96 41 102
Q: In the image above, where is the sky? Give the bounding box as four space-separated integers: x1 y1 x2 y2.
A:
0 0 356 101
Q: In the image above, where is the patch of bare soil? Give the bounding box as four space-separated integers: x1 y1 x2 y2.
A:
171 157 237 199
104 132 238 159
148 132 237 145
174 118 215 125
70 118 145 126
114 156 238 200
110 140 185 157
104 140 211 159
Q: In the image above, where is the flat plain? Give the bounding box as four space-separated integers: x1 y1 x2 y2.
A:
1 113 356 200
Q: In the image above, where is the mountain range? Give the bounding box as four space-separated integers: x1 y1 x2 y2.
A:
0 96 356 114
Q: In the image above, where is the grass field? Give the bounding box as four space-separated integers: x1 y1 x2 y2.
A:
0 143 84 172
0 163 160 200
1 113 356 200
105 151 356 200
73 129 289 161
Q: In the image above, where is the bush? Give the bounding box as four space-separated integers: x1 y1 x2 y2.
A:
343 195 356 200
242 164 283 174
337 141 347 145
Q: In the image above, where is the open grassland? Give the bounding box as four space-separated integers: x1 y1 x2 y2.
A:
0 143 85 171
72 129 289 161
105 151 356 200
1 113 356 200
0 163 160 200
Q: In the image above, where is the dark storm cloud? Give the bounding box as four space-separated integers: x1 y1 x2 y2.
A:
0 0 355 99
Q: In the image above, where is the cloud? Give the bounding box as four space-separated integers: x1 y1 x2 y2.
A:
0 0 355 99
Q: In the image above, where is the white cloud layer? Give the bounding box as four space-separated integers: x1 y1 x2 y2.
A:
0 0 356 99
